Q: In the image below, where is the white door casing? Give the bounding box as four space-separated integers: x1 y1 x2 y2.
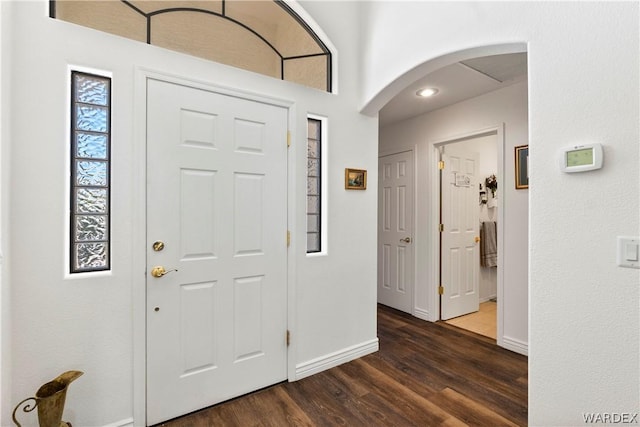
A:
378 151 414 313
146 79 288 424
441 146 480 320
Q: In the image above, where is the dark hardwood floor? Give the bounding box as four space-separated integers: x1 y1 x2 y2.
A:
158 304 528 426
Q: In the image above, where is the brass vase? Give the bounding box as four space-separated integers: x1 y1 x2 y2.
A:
12 370 83 427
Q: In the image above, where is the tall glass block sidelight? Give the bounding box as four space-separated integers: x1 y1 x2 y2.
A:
70 71 111 273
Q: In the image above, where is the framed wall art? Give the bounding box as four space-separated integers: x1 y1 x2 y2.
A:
515 145 529 189
345 168 367 190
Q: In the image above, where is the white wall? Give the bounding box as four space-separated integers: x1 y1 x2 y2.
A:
380 81 528 351
445 135 498 302
366 2 639 425
0 1 10 421
1 1 378 425
294 0 378 370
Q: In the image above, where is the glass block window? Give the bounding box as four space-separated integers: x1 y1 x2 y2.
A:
70 71 111 273
307 118 321 253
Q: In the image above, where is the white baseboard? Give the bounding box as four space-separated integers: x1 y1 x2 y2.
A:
479 295 497 303
501 336 528 356
413 307 431 322
103 418 134 427
295 338 379 380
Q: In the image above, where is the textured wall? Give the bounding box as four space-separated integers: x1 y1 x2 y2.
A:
366 2 639 425
2 1 377 425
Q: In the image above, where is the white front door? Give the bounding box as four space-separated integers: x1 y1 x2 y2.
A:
378 151 414 313
146 79 288 425
441 146 480 320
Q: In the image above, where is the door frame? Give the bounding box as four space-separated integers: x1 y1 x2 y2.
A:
131 68 296 426
428 125 505 345
377 148 416 315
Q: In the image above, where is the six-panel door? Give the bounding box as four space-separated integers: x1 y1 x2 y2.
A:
146 79 288 424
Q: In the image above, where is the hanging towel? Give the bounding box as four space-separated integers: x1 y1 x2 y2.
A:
480 221 498 268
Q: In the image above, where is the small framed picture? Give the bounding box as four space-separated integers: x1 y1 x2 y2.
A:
345 168 367 190
515 145 529 189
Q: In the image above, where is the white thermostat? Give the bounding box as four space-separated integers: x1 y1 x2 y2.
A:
560 143 603 173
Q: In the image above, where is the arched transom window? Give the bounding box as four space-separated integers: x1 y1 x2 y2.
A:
51 0 332 92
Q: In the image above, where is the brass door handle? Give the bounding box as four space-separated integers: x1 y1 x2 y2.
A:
151 266 178 278
475 236 481 243
400 237 411 243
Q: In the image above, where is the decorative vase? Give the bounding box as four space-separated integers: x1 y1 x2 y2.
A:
12 370 83 427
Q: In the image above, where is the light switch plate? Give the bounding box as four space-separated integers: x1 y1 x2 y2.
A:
617 236 640 269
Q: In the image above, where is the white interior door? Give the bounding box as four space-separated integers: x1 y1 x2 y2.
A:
378 151 414 313
146 79 288 425
441 146 480 320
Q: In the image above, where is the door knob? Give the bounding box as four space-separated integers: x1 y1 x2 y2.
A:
475 236 481 243
400 237 411 243
151 266 178 278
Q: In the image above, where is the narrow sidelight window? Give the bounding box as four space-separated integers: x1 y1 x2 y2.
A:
307 118 322 253
70 71 111 273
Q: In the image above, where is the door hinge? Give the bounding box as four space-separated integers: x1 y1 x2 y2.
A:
438 160 445 170
439 223 444 232
287 131 291 148
286 330 291 346
287 230 291 247
439 285 444 295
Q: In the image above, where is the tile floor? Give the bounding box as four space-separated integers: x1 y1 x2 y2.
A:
445 301 497 339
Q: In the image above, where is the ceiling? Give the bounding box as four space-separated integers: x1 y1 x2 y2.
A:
379 53 528 127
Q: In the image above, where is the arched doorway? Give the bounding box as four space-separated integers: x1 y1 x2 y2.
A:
376 45 529 355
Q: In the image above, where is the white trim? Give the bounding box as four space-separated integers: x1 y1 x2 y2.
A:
496 125 506 351
430 143 441 321
295 339 379 380
0 3 10 424
286 102 298 383
306 113 328 257
64 65 114 279
132 68 295 427
502 336 528 356
361 43 527 116
131 67 147 427
411 145 421 319
378 148 416 314
140 68 295 110
283 1 338 94
102 417 134 427
428 125 505 332
378 148 412 158
413 307 430 322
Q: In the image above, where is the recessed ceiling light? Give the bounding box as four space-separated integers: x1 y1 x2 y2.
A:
416 87 439 98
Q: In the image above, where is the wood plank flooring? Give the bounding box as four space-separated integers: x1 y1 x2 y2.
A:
156 304 528 427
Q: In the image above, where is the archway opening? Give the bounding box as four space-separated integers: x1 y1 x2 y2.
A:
376 45 529 356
